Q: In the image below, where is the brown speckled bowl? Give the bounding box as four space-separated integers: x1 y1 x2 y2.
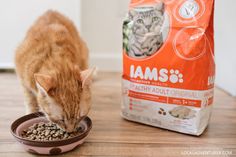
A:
11 112 92 155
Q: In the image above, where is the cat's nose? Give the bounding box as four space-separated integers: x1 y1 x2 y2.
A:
146 25 151 30
65 122 76 133
65 125 75 133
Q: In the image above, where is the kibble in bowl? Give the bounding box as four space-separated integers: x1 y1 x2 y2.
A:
11 112 92 155
21 122 84 141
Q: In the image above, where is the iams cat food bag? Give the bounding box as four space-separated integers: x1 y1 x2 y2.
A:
122 0 215 135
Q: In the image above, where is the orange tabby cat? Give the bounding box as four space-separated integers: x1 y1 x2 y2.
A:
15 10 94 132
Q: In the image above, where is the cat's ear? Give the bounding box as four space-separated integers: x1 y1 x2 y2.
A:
80 68 96 88
34 74 55 93
129 9 137 20
155 2 165 14
74 66 96 88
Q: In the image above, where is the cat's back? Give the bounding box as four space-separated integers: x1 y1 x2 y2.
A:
15 10 84 81
29 10 80 39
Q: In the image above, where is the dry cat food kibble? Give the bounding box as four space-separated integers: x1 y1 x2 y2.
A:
122 0 215 135
21 122 84 141
158 108 166 115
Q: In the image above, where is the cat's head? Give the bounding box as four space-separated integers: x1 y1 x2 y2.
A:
34 66 95 132
129 2 165 35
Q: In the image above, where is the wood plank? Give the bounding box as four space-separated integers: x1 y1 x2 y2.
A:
0 72 236 156
0 142 235 157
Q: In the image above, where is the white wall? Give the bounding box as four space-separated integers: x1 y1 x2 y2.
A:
215 0 236 96
81 0 129 71
0 0 81 68
0 0 235 95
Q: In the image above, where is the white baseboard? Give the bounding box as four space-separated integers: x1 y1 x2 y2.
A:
89 52 122 72
0 52 123 72
0 62 14 69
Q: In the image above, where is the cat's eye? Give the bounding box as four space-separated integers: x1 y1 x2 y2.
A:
137 19 144 24
152 17 159 22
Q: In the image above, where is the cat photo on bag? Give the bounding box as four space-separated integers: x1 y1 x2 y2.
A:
123 2 165 58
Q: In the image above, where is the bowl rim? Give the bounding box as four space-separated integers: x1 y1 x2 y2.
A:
10 112 92 147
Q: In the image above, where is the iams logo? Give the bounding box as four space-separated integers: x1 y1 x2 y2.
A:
130 65 184 84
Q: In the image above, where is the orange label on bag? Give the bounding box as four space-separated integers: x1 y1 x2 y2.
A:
123 0 215 91
121 0 215 135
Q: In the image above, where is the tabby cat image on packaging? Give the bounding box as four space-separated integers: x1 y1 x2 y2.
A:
122 0 215 135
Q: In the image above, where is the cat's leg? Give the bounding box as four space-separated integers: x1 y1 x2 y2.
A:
146 35 163 56
129 46 140 58
150 37 159 54
128 42 136 57
141 35 156 55
133 42 145 56
129 36 145 57
23 87 39 114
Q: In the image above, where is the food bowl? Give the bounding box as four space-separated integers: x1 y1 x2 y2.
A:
11 112 92 155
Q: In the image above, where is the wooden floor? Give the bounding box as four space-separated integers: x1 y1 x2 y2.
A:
0 72 236 157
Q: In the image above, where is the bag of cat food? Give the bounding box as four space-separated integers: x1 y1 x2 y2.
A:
122 0 215 135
